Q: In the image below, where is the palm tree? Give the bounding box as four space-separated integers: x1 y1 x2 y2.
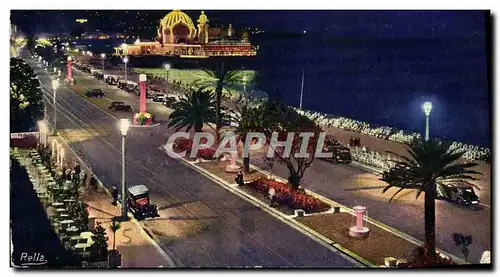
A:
110 221 121 251
168 88 217 132
233 105 262 173
380 138 482 259
193 62 246 140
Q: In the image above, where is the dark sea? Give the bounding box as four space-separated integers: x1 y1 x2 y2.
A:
253 33 491 148
86 29 491 148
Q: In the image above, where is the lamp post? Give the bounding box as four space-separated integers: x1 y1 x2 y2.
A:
119 118 130 219
242 75 247 98
52 79 59 133
163 63 170 94
100 53 106 73
422 101 432 141
123 57 129 82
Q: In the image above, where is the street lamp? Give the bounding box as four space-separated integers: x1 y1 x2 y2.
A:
52 79 59 133
123 57 129 82
164 63 171 94
422 101 432 141
119 118 130 219
100 53 106 72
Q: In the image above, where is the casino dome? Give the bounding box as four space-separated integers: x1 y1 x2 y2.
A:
158 10 197 44
160 10 195 32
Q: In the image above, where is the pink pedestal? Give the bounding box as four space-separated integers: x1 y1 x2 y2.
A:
139 79 147 113
349 206 370 238
67 60 73 81
225 151 240 173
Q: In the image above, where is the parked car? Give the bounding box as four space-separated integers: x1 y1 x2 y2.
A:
106 77 118 85
319 137 352 164
93 72 104 80
108 101 133 112
124 84 136 93
126 185 159 220
117 81 128 89
437 182 480 207
84 89 105 98
162 97 177 108
153 93 167 102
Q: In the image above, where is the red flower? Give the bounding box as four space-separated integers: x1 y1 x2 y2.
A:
246 177 330 213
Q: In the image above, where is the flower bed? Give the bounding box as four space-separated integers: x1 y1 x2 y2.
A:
246 177 330 213
174 138 217 160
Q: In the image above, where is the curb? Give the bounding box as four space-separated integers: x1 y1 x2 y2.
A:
159 145 372 268
54 132 177 267
242 159 469 265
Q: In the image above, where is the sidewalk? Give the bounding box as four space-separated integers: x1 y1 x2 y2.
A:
83 187 174 268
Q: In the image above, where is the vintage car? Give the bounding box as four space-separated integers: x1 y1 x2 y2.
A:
127 185 159 220
321 139 352 164
105 76 118 85
108 101 133 112
437 182 480 206
84 89 105 98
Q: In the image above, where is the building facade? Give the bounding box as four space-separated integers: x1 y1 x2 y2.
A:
115 10 257 58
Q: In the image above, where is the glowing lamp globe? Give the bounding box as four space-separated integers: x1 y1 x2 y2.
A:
164 63 171 70
67 56 72 61
422 102 432 116
119 118 130 136
123 57 129 64
100 53 106 59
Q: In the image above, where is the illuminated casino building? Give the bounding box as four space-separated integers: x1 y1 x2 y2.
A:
114 10 257 58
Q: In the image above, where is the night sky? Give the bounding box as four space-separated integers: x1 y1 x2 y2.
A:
10 10 491 146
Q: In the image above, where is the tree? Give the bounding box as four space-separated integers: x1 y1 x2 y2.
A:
380 138 482 259
261 101 323 190
264 156 275 179
168 88 217 132
109 221 121 251
232 104 263 173
193 61 245 141
91 222 109 261
10 58 44 132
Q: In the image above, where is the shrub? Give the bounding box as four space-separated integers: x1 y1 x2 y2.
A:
246 177 330 213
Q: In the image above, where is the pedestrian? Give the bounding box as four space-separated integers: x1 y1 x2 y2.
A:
269 187 276 207
235 170 244 186
74 161 81 176
112 185 119 206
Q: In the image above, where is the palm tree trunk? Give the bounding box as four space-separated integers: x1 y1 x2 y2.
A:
215 88 222 142
424 183 437 259
112 232 116 250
